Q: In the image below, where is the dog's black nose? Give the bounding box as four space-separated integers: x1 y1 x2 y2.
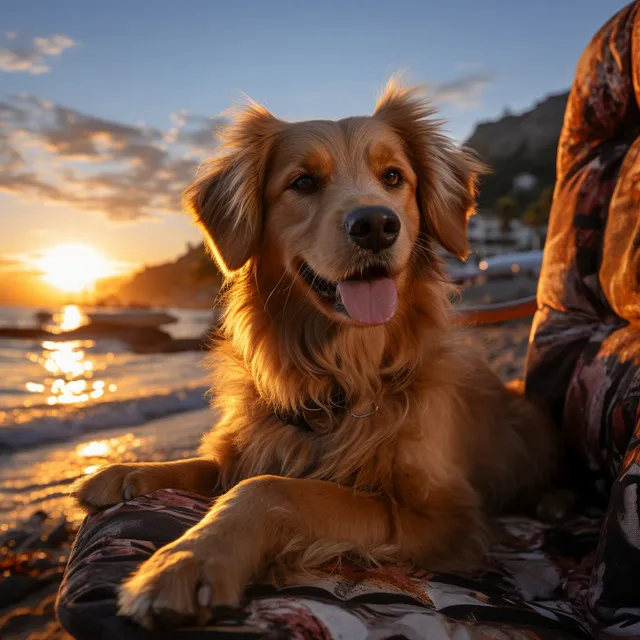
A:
344 206 401 253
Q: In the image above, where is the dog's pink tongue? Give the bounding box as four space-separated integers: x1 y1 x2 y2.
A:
336 278 398 325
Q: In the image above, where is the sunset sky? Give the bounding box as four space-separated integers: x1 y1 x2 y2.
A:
0 0 628 305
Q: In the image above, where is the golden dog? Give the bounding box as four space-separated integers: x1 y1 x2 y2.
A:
73 80 558 629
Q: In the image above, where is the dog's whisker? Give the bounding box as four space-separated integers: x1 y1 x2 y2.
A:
263 268 291 312
282 264 302 317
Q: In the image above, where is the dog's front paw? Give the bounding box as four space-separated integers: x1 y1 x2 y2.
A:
72 463 165 512
117 542 246 630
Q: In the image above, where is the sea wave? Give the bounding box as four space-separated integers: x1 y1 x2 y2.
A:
0 385 210 452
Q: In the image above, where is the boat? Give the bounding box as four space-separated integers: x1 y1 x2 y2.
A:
34 310 54 325
477 250 543 278
86 309 178 328
447 262 483 285
446 250 543 285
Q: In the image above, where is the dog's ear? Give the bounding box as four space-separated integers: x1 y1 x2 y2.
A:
374 80 486 259
183 103 282 275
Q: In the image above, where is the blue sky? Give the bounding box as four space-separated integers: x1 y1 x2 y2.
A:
0 0 630 283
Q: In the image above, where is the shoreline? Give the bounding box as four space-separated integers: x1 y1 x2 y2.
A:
0 407 212 527
0 407 212 640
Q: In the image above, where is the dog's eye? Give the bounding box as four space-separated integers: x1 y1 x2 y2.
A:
290 174 320 193
382 169 403 187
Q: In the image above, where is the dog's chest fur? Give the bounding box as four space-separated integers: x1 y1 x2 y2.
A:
203 358 445 506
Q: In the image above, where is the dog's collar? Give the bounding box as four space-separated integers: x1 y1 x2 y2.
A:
273 387 380 432
273 388 347 433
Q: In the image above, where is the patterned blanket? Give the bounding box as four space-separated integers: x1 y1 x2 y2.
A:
56 2 640 638
57 489 604 640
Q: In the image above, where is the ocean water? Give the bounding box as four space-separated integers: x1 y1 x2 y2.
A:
0 305 215 451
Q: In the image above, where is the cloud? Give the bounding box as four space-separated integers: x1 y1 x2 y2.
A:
0 33 75 74
33 35 75 56
0 257 20 268
166 111 226 153
0 96 226 220
427 71 493 109
0 49 49 74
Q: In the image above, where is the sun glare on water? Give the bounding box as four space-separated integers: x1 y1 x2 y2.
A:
37 243 113 292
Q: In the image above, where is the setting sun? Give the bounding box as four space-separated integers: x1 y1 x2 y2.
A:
37 244 113 293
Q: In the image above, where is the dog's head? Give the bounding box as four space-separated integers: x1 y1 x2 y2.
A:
184 81 484 327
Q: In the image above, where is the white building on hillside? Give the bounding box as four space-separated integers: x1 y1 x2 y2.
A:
467 214 540 257
512 172 538 193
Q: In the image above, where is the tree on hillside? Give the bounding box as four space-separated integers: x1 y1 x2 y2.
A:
191 251 223 284
523 186 554 227
537 186 554 219
496 195 519 231
471 141 559 211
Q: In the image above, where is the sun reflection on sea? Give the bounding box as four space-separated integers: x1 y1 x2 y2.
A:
24 332 117 406
75 434 144 475
57 304 85 332
41 340 92 378
41 340 99 405
77 440 111 457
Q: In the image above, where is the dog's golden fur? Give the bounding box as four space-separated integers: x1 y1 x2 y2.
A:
74 81 558 629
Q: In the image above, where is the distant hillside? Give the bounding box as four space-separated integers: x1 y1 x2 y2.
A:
99 243 222 309
465 91 568 211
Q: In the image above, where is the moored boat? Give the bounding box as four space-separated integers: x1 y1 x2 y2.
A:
86 309 178 328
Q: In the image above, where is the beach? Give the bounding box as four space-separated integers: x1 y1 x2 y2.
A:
0 408 212 639
0 310 533 639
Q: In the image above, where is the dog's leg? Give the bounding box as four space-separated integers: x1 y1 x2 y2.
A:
72 458 220 511
118 474 487 629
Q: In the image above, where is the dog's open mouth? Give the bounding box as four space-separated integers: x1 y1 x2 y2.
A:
300 263 398 325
